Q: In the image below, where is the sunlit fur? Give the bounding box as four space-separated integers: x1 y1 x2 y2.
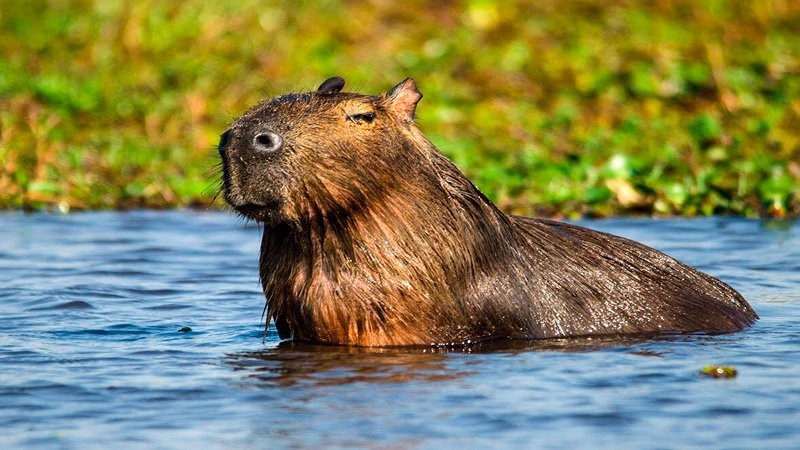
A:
219 78 757 347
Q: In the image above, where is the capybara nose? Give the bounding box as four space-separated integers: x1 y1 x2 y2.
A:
218 129 232 156
253 131 283 153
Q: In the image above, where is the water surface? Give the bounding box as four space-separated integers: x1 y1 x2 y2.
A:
1 211 798 449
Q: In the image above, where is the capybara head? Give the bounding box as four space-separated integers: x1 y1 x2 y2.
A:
219 77 425 224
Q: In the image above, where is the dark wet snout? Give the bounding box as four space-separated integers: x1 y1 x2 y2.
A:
253 131 283 153
218 129 232 157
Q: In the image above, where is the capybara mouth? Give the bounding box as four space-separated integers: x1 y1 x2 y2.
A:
231 201 280 222
219 161 278 222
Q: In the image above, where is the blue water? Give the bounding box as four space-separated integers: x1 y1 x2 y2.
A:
1 211 798 449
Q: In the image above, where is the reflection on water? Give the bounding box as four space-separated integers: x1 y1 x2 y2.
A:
226 333 745 399
228 336 679 388
760 218 797 233
226 335 676 387
230 343 464 387
1 211 799 449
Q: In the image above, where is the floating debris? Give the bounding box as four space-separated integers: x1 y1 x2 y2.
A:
178 327 192 333
700 365 737 378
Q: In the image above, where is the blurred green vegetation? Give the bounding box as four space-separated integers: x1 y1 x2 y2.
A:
1 0 798 217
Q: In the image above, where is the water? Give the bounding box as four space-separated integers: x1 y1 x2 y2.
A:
1 211 798 449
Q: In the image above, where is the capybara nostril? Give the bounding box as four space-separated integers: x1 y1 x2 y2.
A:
253 131 283 153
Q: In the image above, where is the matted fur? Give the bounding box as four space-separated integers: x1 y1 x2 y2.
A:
219 77 757 347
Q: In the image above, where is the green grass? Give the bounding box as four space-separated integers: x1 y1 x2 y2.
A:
1 0 798 217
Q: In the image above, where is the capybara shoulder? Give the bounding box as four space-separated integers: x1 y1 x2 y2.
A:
219 77 757 347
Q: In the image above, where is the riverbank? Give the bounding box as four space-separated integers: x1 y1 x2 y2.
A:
1 1 798 217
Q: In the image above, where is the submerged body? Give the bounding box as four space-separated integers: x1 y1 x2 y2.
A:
219 77 757 346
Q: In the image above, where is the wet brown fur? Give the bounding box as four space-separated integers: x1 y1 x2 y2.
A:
219 77 757 347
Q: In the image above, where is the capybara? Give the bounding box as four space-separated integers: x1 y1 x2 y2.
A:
218 77 757 347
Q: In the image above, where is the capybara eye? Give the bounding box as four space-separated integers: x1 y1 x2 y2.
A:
350 112 376 124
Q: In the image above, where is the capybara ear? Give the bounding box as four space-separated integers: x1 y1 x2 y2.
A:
317 77 346 94
386 78 423 122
